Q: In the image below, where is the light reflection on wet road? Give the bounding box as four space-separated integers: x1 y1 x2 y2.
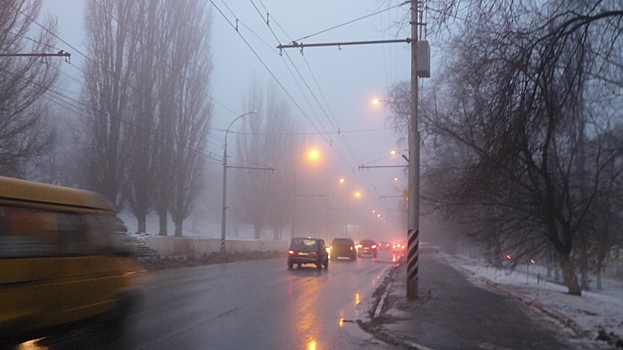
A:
13 250 402 350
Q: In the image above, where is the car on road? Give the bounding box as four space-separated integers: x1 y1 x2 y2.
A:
287 237 329 269
393 242 406 253
378 241 392 250
329 238 357 260
356 239 378 258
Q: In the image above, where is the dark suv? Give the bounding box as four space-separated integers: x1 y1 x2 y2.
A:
287 237 329 269
330 238 357 261
357 239 378 258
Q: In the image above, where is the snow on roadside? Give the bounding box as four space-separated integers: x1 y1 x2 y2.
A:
442 254 623 349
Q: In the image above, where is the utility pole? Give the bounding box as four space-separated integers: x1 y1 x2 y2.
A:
276 0 428 299
407 0 420 299
220 111 273 253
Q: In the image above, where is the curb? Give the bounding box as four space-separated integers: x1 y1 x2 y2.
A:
362 261 437 350
374 277 394 319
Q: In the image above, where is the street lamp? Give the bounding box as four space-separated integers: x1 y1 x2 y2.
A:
221 111 256 253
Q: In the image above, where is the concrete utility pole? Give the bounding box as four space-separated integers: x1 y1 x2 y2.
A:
407 0 420 300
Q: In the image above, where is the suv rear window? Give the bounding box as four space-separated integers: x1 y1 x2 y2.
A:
290 238 319 248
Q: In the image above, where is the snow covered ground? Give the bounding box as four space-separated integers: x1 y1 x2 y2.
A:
442 254 623 349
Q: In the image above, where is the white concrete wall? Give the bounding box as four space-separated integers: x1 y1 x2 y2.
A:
146 236 288 257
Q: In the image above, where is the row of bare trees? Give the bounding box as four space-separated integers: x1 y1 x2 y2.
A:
385 0 623 295
78 0 213 236
1 1 302 240
231 83 299 240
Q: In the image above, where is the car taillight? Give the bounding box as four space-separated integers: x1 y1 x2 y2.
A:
313 252 318 257
288 250 295 255
371 245 377 249
349 247 353 251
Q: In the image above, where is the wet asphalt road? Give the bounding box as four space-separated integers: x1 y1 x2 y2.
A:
12 252 577 350
16 251 401 350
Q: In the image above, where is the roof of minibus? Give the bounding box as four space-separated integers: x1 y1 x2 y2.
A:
0 176 116 212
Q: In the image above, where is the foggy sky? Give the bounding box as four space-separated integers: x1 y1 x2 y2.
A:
41 0 425 242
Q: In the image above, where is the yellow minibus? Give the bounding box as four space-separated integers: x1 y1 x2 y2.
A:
0 176 145 344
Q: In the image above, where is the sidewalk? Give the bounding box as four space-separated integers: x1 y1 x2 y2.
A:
368 255 616 350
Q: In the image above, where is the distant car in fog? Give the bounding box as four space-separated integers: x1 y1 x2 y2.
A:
356 239 378 258
420 242 440 254
393 243 406 253
288 237 329 269
330 238 357 261
0 176 145 345
378 241 392 250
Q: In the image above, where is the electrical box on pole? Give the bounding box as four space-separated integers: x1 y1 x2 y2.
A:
417 41 430 78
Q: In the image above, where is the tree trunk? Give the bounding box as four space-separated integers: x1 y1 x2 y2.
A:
559 253 582 296
174 219 183 237
546 250 553 278
273 225 281 241
137 213 147 233
579 232 589 290
596 258 603 290
158 208 168 236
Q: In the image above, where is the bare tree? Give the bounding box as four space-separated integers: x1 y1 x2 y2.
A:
403 0 623 295
81 0 213 237
232 83 298 240
80 0 138 205
163 0 213 237
0 0 59 178
124 0 159 234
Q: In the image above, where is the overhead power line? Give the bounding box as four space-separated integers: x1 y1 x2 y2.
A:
277 38 410 50
0 51 71 59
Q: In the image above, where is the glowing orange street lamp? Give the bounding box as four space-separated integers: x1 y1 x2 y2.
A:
354 192 362 198
308 149 320 160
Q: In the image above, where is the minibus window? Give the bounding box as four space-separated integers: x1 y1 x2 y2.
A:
0 206 58 258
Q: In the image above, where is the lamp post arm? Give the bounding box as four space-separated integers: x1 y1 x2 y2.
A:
220 111 256 253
